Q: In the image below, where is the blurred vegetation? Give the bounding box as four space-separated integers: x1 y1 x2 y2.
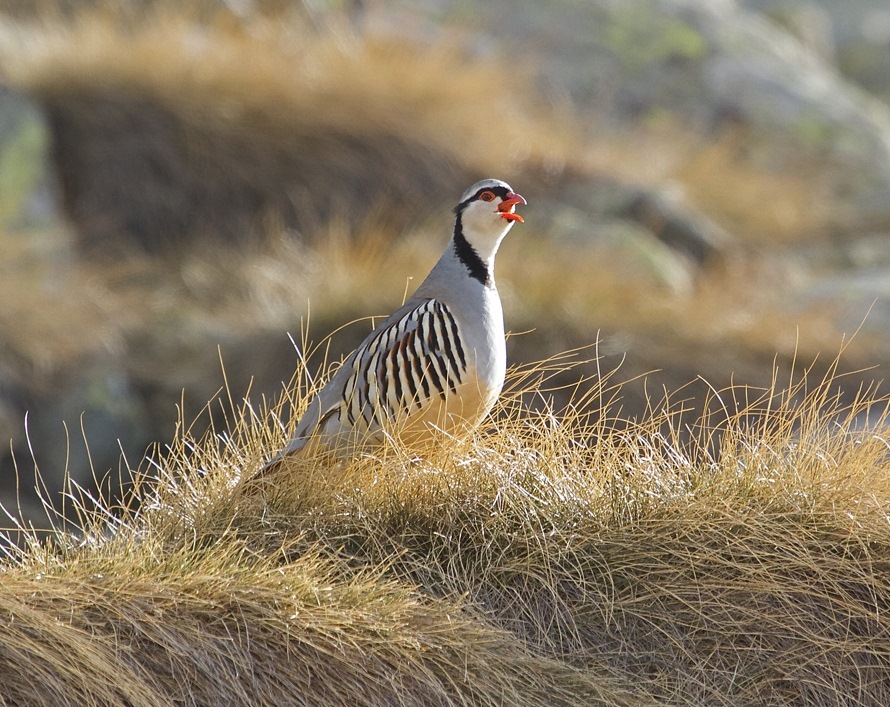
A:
0 0 887 703
603 2 708 69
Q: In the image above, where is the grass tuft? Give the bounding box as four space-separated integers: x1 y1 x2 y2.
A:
0 344 887 705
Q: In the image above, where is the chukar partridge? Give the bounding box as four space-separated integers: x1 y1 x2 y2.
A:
261 178 525 471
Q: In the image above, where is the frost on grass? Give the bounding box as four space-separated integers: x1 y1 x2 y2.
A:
1 347 889 706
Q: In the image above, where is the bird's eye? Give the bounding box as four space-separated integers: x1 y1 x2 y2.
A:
479 191 496 202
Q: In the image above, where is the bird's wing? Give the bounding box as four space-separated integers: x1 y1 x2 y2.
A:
286 297 468 450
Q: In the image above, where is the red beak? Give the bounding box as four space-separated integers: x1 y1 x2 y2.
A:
498 192 527 223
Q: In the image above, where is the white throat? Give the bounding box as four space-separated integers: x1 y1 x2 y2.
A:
459 203 515 264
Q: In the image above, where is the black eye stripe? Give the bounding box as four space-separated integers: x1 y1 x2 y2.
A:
454 184 511 213
474 185 510 201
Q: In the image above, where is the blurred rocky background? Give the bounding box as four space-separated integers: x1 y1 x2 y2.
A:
0 0 887 530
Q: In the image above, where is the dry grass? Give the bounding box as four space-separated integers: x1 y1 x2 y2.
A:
500 224 847 374
1 346 888 705
0 227 122 385
0 8 887 701
673 131 841 245
566 123 849 247
0 4 570 252
1 2 846 255
0 535 618 706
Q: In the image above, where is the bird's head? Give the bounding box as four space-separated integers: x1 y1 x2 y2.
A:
453 178 526 258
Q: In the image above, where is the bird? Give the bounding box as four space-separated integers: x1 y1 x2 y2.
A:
259 178 526 473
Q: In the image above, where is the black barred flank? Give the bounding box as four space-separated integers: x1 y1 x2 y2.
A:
337 298 468 432
437 307 464 393
421 308 449 400
439 304 466 379
410 329 431 401
396 333 415 412
429 304 458 395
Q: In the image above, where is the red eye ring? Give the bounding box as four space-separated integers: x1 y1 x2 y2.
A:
479 191 496 202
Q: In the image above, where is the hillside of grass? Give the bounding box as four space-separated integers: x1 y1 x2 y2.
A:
0 4 888 702
1 1 887 533
1 354 888 705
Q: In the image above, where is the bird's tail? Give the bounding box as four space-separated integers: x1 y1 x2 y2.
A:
251 436 309 479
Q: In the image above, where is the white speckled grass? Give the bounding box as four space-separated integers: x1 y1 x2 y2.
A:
2 345 888 705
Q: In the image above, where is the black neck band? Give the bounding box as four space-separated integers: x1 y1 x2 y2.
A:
453 214 490 286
